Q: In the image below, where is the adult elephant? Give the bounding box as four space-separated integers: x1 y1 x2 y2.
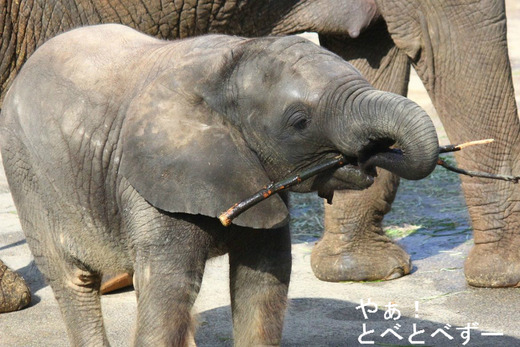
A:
0 0 518 313
312 0 520 288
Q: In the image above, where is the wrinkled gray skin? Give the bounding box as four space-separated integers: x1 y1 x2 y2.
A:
0 2 518 309
0 25 439 345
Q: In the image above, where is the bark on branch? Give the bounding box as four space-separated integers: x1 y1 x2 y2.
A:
219 139 515 227
219 155 346 226
436 158 520 183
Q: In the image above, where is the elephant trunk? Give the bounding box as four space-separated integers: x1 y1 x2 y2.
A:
331 86 439 180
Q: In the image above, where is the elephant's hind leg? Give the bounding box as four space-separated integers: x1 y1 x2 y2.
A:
312 25 413 282
20 203 109 345
2 140 109 345
14 202 109 345
20 215 108 344
47 259 108 346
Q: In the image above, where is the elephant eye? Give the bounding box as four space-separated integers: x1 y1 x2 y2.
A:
287 109 310 131
293 117 309 130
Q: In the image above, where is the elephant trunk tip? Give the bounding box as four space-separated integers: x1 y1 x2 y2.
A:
356 137 438 181
356 137 396 174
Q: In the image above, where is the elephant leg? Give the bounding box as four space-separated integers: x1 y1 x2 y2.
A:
373 0 520 287
26 227 107 345
1 141 108 343
47 260 108 346
312 22 413 282
132 215 211 347
228 225 291 346
0 259 31 312
25 224 108 345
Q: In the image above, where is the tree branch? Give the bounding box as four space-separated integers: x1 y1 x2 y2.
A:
219 155 346 226
437 158 520 183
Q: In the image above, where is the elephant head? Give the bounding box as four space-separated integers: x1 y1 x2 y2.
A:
120 34 439 229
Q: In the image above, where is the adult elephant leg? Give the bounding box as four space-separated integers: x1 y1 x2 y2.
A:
312 21 413 282
378 0 520 287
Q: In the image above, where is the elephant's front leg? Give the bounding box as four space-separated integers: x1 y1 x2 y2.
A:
311 25 413 282
228 226 291 346
131 215 212 346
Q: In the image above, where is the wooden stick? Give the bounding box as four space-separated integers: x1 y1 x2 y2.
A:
219 155 347 226
439 138 494 153
437 158 520 183
438 138 520 181
218 138 507 227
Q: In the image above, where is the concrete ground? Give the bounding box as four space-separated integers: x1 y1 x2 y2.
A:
1 1 520 346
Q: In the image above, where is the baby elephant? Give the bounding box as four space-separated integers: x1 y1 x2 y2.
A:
0 24 438 346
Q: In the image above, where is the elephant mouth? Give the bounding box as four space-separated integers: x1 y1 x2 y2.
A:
312 157 376 203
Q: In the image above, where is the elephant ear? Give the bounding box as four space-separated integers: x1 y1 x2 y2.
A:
120 77 289 229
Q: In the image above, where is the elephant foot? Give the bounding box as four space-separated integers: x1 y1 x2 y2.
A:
464 244 520 287
311 232 411 282
0 261 31 313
